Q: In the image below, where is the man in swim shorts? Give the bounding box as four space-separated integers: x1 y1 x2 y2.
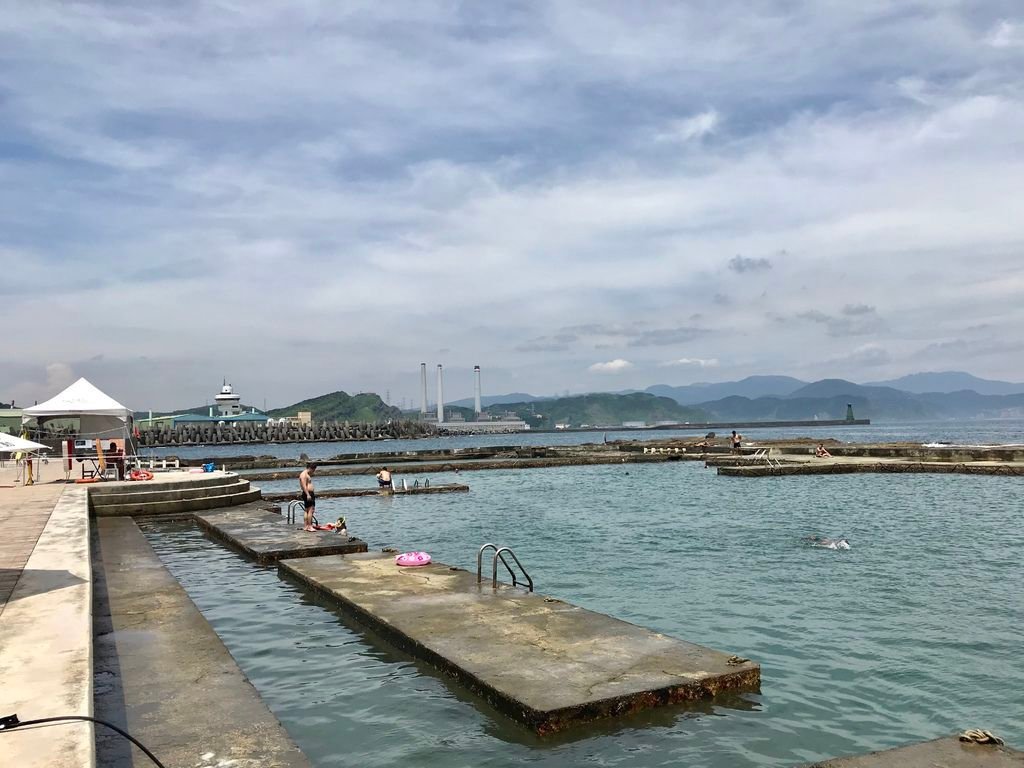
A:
731 430 743 452
376 466 393 489
299 462 317 531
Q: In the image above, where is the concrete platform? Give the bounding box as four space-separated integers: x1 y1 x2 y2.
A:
195 506 368 564
280 552 760 734
262 482 469 502
806 736 1023 767
93 517 311 767
0 483 94 768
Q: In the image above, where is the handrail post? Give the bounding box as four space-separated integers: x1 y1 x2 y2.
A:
477 543 498 583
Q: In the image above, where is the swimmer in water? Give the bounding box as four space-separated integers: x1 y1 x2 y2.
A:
806 535 850 550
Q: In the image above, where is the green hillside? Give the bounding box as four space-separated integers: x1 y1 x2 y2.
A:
268 391 401 423
477 392 708 429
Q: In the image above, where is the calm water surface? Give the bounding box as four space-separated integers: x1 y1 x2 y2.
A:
145 462 1024 767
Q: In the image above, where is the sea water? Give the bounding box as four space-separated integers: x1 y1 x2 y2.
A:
144 460 1024 767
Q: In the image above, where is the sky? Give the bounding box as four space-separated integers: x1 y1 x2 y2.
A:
2 1 1023 411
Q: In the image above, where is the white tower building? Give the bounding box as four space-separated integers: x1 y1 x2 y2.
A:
215 380 242 417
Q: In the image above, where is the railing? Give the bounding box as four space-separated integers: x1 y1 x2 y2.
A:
476 542 534 592
286 499 305 523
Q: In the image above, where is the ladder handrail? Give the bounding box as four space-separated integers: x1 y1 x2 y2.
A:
477 543 499 583
287 498 304 524
492 546 533 592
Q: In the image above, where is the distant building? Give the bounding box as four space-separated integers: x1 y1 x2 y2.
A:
215 381 242 417
621 421 647 428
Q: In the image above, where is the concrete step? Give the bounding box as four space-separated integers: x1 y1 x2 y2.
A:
91 479 251 507
92 488 263 518
88 472 237 496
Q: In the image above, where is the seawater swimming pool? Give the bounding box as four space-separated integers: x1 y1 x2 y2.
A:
144 461 1024 767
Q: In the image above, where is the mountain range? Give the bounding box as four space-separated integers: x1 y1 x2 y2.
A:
466 372 1024 423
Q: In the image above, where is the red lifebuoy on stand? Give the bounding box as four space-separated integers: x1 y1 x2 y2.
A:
130 469 154 481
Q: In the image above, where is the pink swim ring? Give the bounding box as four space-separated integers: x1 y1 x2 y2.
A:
395 551 431 567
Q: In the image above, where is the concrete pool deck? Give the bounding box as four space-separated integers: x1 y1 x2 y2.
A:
807 735 1023 766
0 474 94 768
280 552 760 734
195 506 369 564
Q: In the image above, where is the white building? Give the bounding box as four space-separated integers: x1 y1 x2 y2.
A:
215 381 242 417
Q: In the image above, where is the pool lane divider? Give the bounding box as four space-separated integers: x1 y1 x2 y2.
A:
194 506 368 564
278 552 760 735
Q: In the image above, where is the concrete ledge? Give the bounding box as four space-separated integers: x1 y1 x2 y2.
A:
262 482 469 501
280 553 759 735
92 488 262 518
195 506 368 564
93 517 310 767
86 471 237 496
90 479 251 507
718 462 1024 478
0 486 94 768
806 736 1024 766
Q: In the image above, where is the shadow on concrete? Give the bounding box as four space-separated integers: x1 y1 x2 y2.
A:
90 528 134 768
0 567 85 606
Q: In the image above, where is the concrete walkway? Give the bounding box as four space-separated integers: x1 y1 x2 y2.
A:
0 470 65 614
807 735 1023 766
0 470 94 768
93 517 310 767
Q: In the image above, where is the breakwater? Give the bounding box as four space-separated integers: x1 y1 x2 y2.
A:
138 419 437 447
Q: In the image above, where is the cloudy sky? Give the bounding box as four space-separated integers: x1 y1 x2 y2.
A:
2 2 1023 410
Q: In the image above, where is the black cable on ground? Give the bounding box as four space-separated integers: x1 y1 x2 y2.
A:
0 713 168 768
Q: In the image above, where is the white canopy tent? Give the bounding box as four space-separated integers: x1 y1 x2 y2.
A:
22 377 134 442
0 433 51 454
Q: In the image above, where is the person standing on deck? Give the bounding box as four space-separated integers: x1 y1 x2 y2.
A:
299 462 317 531
731 430 743 453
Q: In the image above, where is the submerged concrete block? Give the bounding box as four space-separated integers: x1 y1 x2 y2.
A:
195 507 368 564
280 553 759 734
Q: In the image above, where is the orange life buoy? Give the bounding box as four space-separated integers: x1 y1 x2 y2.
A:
130 469 154 481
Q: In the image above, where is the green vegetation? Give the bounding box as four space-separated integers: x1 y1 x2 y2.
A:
479 392 708 429
267 391 401 423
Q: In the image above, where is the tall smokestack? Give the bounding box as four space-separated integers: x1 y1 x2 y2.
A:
419 363 428 414
473 365 482 415
436 364 444 424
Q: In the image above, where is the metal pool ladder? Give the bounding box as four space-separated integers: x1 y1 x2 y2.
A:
286 498 304 523
477 543 534 592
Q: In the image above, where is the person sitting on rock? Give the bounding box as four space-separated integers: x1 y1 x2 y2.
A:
814 443 832 458
376 467 393 489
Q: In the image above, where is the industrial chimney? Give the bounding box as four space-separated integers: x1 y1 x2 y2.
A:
436 364 444 424
420 363 428 414
473 366 482 416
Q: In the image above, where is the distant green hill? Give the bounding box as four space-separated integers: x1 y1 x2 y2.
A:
474 392 708 429
268 391 401 423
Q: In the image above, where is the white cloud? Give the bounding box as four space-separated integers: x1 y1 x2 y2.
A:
986 20 1023 48
655 109 719 142
588 359 634 374
659 358 720 368
1 3 1024 406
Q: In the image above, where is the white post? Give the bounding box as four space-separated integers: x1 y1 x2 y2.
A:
473 365 482 415
420 362 428 415
436 365 444 424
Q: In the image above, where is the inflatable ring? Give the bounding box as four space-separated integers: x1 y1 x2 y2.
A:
395 551 431 567
130 469 155 481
